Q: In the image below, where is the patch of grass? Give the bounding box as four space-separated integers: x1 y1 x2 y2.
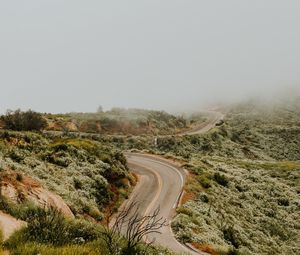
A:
0 228 3 245
5 207 103 250
226 159 300 172
176 207 194 217
50 138 97 152
0 195 38 221
198 174 212 189
10 242 102 255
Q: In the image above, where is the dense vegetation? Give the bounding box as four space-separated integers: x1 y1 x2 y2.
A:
1 206 175 255
0 109 47 131
0 130 132 220
164 100 300 255
102 99 300 161
0 108 208 254
45 108 191 135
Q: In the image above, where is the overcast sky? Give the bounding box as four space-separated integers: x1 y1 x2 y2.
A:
0 1 299 113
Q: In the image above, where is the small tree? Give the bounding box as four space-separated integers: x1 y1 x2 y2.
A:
102 201 167 255
1 109 47 131
97 105 103 113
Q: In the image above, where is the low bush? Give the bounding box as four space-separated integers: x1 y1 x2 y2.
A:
5 207 68 246
1 109 47 131
198 175 212 189
222 226 241 249
176 207 194 217
5 207 103 249
0 196 42 222
213 173 229 187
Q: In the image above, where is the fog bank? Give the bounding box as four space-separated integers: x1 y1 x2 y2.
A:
0 1 299 113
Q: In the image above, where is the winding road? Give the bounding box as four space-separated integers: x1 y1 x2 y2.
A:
125 111 224 254
182 111 224 136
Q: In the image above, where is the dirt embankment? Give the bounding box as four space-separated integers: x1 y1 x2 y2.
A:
0 211 26 241
0 171 74 241
0 172 74 219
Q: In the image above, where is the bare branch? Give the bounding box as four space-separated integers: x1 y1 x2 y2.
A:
101 200 168 254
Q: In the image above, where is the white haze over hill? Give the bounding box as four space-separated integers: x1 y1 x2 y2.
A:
0 1 300 113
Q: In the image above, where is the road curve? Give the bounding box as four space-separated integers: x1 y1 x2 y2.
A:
123 111 224 254
125 153 205 255
182 111 224 136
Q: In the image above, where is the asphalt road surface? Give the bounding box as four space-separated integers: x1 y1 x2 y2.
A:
126 153 204 255
124 112 224 254
182 111 224 135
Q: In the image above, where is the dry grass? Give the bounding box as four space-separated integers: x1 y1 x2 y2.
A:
181 191 196 205
192 243 219 255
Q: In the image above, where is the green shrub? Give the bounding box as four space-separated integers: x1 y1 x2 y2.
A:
16 173 23 182
199 193 209 203
73 178 83 190
265 221 290 241
22 207 69 245
213 172 229 187
67 220 102 243
198 176 212 189
277 198 289 206
178 231 192 244
0 195 12 214
0 196 42 222
4 227 28 249
176 207 194 217
5 207 102 249
192 166 204 175
8 150 24 163
1 109 47 131
222 226 241 249
228 248 242 255
92 176 110 205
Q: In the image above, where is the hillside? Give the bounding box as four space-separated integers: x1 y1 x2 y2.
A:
0 131 132 221
0 100 299 255
0 130 179 255
0 108 209 254
45 108 193 135
98 99 300 255
157 100 300 255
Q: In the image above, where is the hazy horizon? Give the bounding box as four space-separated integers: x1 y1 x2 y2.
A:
1 1 300 114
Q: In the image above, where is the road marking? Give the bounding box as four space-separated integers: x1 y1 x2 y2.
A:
128 159 164 244
127 155 207 255
128 159 163 217
140 158 184 209
142 158 184 188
